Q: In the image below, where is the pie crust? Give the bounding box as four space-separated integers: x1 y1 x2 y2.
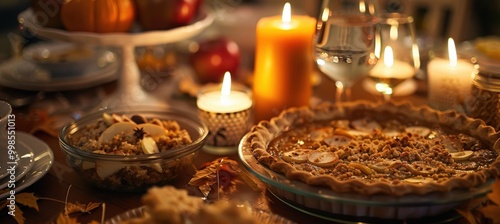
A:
244 101 500 196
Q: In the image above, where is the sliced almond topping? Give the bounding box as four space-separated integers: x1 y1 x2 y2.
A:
149 118 164 128
450 150 474 162
403 177 434 184
367 164 389 173
349 162 375 175
102 112 114 125
150 163 163 173
141 137 159 154
111 113 123 123
121 115 137 124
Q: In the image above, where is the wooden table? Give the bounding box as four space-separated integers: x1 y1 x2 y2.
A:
1 72 474 224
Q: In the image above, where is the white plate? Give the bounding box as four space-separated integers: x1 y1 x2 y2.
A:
0 132 54 199
0 140 34 181
0 56 118 91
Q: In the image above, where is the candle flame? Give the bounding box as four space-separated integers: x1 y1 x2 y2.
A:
448 37 457 67
384 46 394 67
220 71 232 105
282 2 291 24
221 71 231 96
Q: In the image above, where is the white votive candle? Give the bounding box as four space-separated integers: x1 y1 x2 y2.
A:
197 90 252 113
428 38 475 112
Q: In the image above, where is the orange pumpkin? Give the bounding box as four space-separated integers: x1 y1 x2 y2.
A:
61 0 135 33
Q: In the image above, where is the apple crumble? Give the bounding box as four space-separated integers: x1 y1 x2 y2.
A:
65 112 194 191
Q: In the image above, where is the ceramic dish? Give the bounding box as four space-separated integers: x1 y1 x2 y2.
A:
239 134 492 221
0 132 54 199
104 206 295 224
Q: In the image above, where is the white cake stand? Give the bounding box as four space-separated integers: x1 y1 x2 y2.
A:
18 9 214 108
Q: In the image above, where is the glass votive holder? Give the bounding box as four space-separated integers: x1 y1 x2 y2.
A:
427 46 475 112
196 83 252 155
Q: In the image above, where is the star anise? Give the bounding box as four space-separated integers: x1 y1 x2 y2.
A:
133 127 146 139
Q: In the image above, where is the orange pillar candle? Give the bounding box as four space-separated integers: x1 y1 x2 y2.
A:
253 2 316 123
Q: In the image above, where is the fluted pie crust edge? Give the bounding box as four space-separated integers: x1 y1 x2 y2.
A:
244 101 500 196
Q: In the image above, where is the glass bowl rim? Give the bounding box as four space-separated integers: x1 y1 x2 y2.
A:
59 106 209 162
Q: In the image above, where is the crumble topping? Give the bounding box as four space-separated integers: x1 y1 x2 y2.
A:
246 101 500 195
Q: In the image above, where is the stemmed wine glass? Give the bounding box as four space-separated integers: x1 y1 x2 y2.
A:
369 13 420 101
315 0 379 103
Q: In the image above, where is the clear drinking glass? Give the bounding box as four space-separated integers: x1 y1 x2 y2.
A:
315 0 379 103
369 13 420 101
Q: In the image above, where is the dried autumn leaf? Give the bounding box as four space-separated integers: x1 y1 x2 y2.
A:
65 202 101 215
16 192 39 211
478 179 500 223
65 202 84 215
82 202 101 213
455 196 486 224
54 213 80 224
479 205 500 223
14 205 26 224
456 209 477 224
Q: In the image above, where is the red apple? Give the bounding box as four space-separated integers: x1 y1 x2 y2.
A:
134 0 202 31
189 37 241 84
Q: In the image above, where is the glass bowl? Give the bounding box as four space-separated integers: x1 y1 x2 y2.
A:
59 107 208 192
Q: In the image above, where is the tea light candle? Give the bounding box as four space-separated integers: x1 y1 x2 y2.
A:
197 72 252 113
197 72 252 154
428 38 475 112
253 2 316 123
370 46 414 79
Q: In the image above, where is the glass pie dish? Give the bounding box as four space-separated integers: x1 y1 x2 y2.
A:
59 107 208 192
239 134 492 221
